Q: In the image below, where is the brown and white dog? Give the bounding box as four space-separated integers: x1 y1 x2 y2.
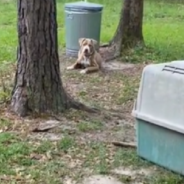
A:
66 38 103 74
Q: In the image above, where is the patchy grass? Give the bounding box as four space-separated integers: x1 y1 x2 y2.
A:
77 120 103 132
57 134 76 151
117 75 139 104
0 62 182 183
0 125 183 183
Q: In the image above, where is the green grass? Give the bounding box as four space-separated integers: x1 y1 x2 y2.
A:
77 120 103 132
57 134 76 151
0 0 184 63
0 1 17 62
143 0 184 62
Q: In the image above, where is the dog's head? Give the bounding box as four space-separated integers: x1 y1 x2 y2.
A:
79 38 98 57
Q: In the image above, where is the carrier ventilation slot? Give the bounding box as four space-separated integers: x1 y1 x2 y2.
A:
162 65 184 75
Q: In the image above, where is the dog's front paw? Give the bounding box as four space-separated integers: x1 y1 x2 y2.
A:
66 66 74 70
80 69 87 74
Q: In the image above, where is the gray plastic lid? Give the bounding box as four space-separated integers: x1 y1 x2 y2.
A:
65 1 103 12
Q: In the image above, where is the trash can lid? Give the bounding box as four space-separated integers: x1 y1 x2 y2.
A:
65 1 103 12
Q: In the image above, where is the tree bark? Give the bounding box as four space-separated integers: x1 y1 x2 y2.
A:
112 0 144 48
128 0 144 46
102 0 144 61
110 0 130 48
11 0 69 116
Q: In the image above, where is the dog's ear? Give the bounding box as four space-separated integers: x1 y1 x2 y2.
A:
79 38 86 46
90 39 98 51
90 39 98 47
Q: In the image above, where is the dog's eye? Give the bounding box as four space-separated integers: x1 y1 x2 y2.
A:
89 44 92 47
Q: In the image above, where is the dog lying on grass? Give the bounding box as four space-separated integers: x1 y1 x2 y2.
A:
66 38 103 74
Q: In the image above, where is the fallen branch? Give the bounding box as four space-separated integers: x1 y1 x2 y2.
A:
112 141 136 148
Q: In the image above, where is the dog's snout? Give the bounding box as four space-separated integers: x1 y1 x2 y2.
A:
84 48 88 53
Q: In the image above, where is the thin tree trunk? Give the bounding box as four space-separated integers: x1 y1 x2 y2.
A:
11 0 69 116
101 0 144 61
112 0 144 48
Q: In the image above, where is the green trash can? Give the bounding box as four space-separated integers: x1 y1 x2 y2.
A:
64 1 103 57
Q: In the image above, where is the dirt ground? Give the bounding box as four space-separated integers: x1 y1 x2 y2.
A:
56 53 150 183
1 53 182 183
61 53 143 139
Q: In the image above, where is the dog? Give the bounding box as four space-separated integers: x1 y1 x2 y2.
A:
66 38 103 74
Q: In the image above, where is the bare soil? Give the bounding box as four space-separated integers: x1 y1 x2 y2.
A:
59 52 145 143
55 53 151 183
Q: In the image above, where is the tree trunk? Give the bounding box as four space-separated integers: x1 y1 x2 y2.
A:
11 0 69 117
112 0 144 48
128 0 144 46
102 0 144 61
110 0 131 48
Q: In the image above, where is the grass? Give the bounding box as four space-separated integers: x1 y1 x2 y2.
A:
0 0 184 183
0 0 184 63
143 0 184 63
57 134 76 151
77 120 103 132
0 125 183 183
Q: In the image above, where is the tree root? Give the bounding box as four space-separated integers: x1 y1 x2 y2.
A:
67 92 99 113
100 43 109 47
70 100 100 113
112 141 136 148
99 44 121 62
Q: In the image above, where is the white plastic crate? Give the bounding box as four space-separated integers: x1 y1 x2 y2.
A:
132 60 184 175
133 60 184 134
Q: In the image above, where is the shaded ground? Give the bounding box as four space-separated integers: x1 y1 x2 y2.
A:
0 53 183 184
59 52 144 144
